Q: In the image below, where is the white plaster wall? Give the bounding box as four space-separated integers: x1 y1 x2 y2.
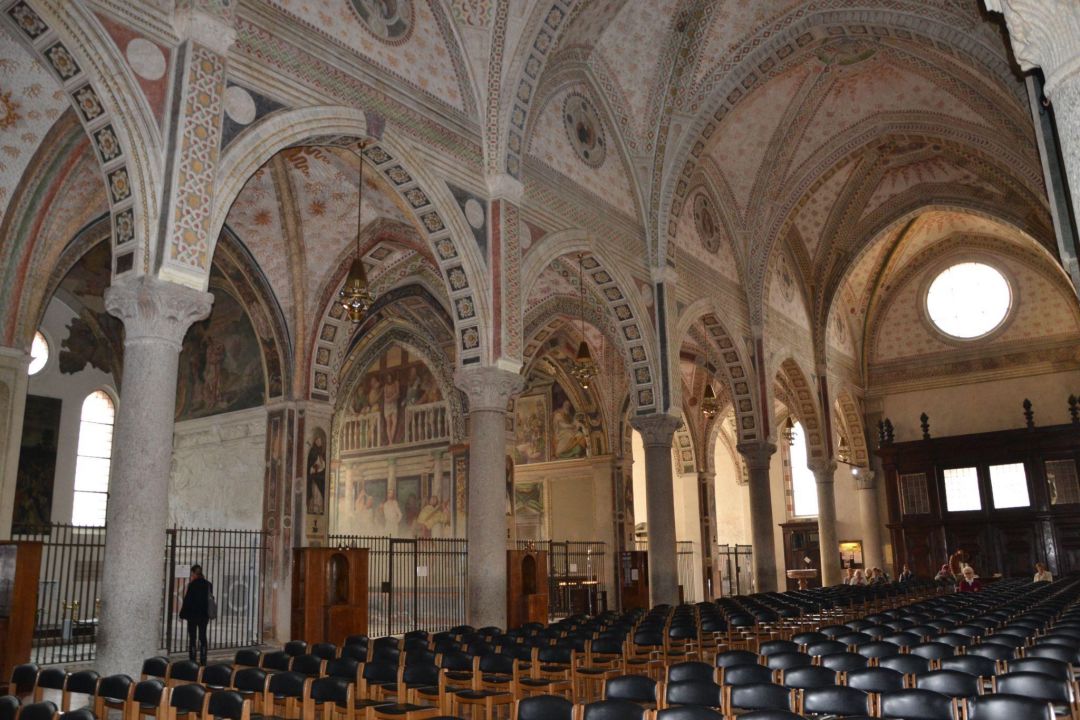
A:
769 453 788 590
879 370 1080 442
169 406 267 530
27 297 117 525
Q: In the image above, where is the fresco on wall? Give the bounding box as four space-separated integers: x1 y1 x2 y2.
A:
57 241 123 380
306 427 327 516
176 285 265 421
341 344 445 450
514 481 546 541
513 377 596 465
337 469 455 537
12 395 62 532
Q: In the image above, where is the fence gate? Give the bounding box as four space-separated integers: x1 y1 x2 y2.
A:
162 528 266 653
717 543 754 596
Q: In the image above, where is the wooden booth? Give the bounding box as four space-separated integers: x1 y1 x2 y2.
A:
618 550 649 611
292 547 368 645
878 412 1080 580
507 548 548 626
0 541 42 692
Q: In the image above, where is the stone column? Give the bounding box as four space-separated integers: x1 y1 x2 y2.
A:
810 461 842 586
630 414 682 607
985 1 1080 284
737 442 778 593
0 347 30 539
96 277 212 674
697 469 718 599
855 470 884 571
455 366 523 629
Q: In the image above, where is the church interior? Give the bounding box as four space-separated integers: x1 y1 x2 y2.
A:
4 1 1080 716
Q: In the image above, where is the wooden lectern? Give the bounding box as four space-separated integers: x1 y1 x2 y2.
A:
0 542 42 692
507 549 548 628
619 550 649 611
292 548 368 645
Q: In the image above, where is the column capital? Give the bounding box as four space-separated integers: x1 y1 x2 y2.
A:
630 413 682 447
697 469 716 481
737 441 777 470
854 469 877 491
809 460 838 483
172 0 237 55
984 0 1080 91
454 365 524 412
105 276 213 351
485 173 524 203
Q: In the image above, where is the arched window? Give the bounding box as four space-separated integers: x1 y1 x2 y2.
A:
28 331 49 375
72 390 115 526
790 421 818 517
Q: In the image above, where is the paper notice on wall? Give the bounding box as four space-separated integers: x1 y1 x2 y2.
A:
417 566 429 577
631 569 639 581
570 563 578 573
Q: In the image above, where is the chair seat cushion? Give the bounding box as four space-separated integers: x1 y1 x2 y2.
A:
481 674 511 684
445 672 472 682
455 690 509 700
375 703 433 715
353 699 393 709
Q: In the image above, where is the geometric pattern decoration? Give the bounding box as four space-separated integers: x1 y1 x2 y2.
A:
776 357 826 462
2 0 139 277
699 313 759 442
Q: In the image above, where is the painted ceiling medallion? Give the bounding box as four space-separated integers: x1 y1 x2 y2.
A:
562 92 606 168
349 0 414 44
692 193 720 254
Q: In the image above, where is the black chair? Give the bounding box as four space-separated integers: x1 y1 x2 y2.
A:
723 683 792 715
232 669 268 715
265 671 310 720
993 672 1075 716
778 666 836 690
169 683 207 720
883 633 921 649
16 701 56 720
666 663 714 684
140 658 169 682
233 650 261 669
666 680 722 709
819 652 867 672
284 641 308 658
580 699 647 720
845 667 905 694
714 651 759 668
1006 657 1072 681
964 693 1053 720
879 655 930 675
806 641 847 658
309 643 337 662
0 697 17 720
261 651 292 672
655 708 724 720
965 644 1015 662
59 710 94 720
61 673 98 714
759 641 799 657
202 665 234 690
1024 645 1075 664
855 641 900 660
10 666 39 696
167 662 200 687
718 664 772 687
603 675 659 706
206 690 248 720
939 656 998 679
290 655 324 678
915 670 981 700
130 679 168 720
93 675 133 720
33 669 67 704
980 635 1025 650
800 685 871 717
765 653 811 671
340 645 368 663
878 688 956 720
910 643 955 663
305 675 358 720
792 632 826 647
512 695 573 720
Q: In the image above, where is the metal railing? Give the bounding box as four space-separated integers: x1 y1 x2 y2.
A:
10 524 266 663
11 524 106 664
328 534 467 637
635 540 699 603
717 543 754 597
516 540 609 618
162 527 266 653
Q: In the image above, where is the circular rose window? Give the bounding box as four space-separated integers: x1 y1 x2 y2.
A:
926 262 1011 339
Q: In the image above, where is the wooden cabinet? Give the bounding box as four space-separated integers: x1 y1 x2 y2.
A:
780 521 821 591
0 542 42 692
507 550 548 627
291 548 368 645
618 551 649 611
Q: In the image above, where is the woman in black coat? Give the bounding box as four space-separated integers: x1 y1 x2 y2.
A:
178 564 212 665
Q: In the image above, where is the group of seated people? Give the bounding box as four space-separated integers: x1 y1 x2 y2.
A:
842 568 898 587
5 573 1078 720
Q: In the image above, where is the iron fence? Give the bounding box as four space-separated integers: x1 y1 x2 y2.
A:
162 527 266 653
516 540 608 618
635 540 699 603
10 524 266 664
11 524 106 664
716 543 754 597
328 534 467 637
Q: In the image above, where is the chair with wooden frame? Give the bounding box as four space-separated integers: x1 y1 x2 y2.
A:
265 672 312 720
231 669 269 717
449 653 516 720
206 691 251 720
572 639 623 703
303 676 356 720
93 675 134 720
60 673 99 715
31 671 65 706
128 678 170 720
167 682 207 720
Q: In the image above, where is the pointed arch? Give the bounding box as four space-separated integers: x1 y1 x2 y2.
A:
775 358 827 464
833 388 869 469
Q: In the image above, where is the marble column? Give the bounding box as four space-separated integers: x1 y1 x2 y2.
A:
97 277 212 674
0 347 30 539
697 469 718 599
855 470 885 571
985 1 1080 282
737 442 778 593
455 366 523 629
630 414 682 607
810 461 842 586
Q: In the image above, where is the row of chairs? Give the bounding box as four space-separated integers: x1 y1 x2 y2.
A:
0 697 93 720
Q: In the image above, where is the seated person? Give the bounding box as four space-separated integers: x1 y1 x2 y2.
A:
957 565 982 592
1033 562 1053 583
897 564 913 583
934 564 953 585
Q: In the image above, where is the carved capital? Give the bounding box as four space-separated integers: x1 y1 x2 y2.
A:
630 413 682 447
737 441 777 470
809 460 838 483
173 0 237 54
984 0 1080 91
485 173 524 203
105 276 213 351
454 366 524 413
854 470 877 491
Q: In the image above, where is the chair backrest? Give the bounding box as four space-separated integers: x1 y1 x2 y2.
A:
260 651 291 672
372 645 401 664
845 667 905 693
764 652 810 671
667 663 714 684
940 655 997 678
581 699 646 720
879 654 930 675
655 708 724 720
980 635 1025 649
915 670 981 699
0 696 17 720
10 665 39 693
17 701 57 720
361 660 399 684
340 644 367 663
758 641 798 657
714 650 759 668
879 688 955 720
344 634 369 648
311 643 337 661
233 650 261 668
965 693 1053 720
819 652 867 672
603 675 658 704
283 641 307 657
965 644 1014 662
515 694 573 720
726 683 791 713
883 632 921 648
806 641 848 658
202 664 234 689
97 675 133 702
140 658 169 680
1006 657 1070 680
170 684 207 714
232 669 267 695
290 654 323 677
63 672 99 697
267 672 306 699
36 669 67 692
402 663 439 687
666 680 722 708
324 658 359 682
1024 645 1074 663
206 690 247 720
169 662 200 684
719 664 772 686
994 671 1070 704
310 677 349 705
910 642 955 661
132 679 166 705
779 665 836 690
856 641 900 659
801 686 871 716
58 709 94 720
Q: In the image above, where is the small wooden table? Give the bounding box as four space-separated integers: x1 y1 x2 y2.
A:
786 568 819 590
